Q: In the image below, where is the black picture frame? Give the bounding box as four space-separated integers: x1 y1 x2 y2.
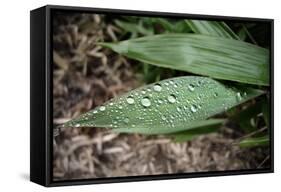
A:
30 4 274 187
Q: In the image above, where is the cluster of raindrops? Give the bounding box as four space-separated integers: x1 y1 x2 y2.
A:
64 76 251 132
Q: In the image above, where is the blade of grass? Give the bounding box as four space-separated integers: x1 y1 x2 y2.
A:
63 76 263 134
99 34 269 86
239 135 269 147
114 20 154 37
241 24 258 45
185 20 240 40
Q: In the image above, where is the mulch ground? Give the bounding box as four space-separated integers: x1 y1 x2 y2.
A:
52 12 269 180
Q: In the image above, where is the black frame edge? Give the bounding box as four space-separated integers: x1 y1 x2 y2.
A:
30 5 49 186
45 4 273 21
270 20 274 173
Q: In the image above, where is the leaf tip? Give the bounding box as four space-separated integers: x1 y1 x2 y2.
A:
97 41 129 54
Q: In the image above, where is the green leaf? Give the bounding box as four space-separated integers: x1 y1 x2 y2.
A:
239 135 269 148
113 118 224 135
185 20 240 40
99 34 269 86
238 27 247 41
169 119 224 142
115 20 154 37
63 76 263 134
150 18 175 32
151 18 191 33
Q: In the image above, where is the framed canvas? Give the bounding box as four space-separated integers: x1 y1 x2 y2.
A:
30 5 274 187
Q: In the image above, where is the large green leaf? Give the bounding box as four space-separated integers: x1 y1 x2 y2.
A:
63 76 263 134
185 20 240 40
99 34 269 85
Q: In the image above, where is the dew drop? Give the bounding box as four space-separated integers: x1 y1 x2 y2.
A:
167 94 176 103
126 96 135 104
93 110 98 114
74 123 80 127
177 106 181 112
141 97 151 107
191 105 197 113
124 117 130 124
118 106 123 109
153 84 162 92
188 84 195 91
158 99 163 104
161 116 166 120
100 106 106 111
236 92 242 101
214 92 219 97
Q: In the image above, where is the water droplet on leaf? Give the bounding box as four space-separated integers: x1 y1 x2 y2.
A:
188 84 195 91
236 92 242 101
141 97 151 107
167 94 176 103
153 84 162 92
124 117 130 124
126 96 135 104
191 105 197 113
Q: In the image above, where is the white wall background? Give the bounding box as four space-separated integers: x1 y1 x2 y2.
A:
0 0 279 191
